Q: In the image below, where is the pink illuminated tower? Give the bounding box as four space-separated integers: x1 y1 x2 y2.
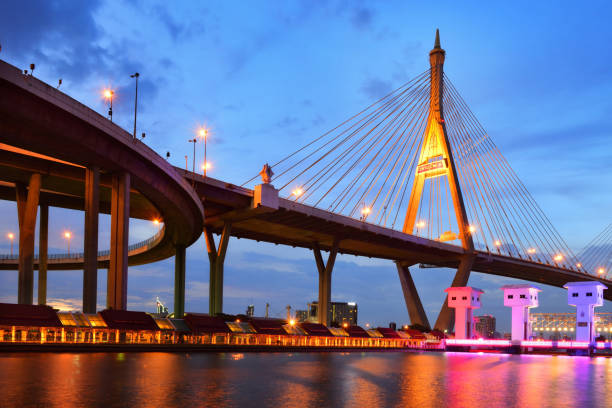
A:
444 287 483 339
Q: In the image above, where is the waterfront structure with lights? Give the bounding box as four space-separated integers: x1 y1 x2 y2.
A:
502 284 541 341
564 281 607 342
531 312 612 340
445 287 483 339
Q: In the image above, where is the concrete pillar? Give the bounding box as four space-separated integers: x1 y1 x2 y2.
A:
38 203 48 305
83 167 99 313
434 255 474 331
16 174 41 304
395 262 430 330
313 239 339 326
107 172 130 310
174 244 186 318
204 224 231 316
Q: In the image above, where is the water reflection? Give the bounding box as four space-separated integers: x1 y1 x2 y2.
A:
0 351 609 407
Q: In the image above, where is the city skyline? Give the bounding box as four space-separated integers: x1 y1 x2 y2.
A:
1 0 612 331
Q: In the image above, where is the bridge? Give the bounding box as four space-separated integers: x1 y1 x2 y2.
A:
1 31 610 331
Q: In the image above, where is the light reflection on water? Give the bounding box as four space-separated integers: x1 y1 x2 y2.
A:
0 351 610 407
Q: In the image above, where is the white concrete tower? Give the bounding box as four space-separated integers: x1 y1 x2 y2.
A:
564 281 607 343
444 286 483 339
501 284 541 341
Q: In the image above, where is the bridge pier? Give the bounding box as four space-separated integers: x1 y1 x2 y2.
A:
37 203 48 305
83 167 99 313
174 244 186 318
205 224 231 316
313 239 339 326
434 255 474 331
16 174 41 305
107 172 130 310
395 262 430 330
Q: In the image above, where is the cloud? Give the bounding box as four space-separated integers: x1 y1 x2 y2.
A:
360 77 393 99
351 7 374 30
47 297 82 311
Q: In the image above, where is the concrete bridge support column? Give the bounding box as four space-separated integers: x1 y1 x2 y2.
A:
205 223 231 316
395 262 431 330
107 172 130 310
83 167 99 313
16 174 41 305
313 238 339 326
434 255 474 331
174 244 186 318
38 203 48 305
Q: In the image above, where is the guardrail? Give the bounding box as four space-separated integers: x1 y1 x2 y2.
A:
0 229 164 262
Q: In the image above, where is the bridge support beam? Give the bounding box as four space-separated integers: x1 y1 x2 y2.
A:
395 262 430 330
38 203 48 305
174 244 186 318
205 224 231 316
313 238 339 326
107 172 130 310
434 255 474 332
83 167 99 313
16 174 41 305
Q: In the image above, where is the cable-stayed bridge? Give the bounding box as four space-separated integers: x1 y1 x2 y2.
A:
0 31 609 331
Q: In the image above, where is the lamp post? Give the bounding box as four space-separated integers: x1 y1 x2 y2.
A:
188 138 197 174
104 89 114 122
7 232 14 257
130 73 139 140
199 128 209 177
63 231 72 255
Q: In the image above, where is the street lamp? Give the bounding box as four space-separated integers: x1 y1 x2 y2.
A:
63 231 72 255
188 137 197 175
7 232 14 256
198 128 209 177
103 89 114 122
130 73 139 140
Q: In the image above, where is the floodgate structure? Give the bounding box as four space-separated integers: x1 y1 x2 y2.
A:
0 31 611 353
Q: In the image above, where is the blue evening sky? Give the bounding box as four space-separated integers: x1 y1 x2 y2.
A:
1 0 611 331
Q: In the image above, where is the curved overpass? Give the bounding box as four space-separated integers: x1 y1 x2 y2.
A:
0 59 204 312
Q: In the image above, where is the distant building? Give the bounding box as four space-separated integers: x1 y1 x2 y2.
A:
246 305 254 317
306 301 358 326
531 312 612 340
152 297 169 318
474 315 496 338
295 310 308 322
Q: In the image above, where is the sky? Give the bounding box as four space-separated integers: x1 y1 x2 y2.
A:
1 0 611 332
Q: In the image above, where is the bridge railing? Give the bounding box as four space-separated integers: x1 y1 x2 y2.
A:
0 229 164 262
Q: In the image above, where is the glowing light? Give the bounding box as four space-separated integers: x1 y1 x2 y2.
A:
63 231 72 239
291 187 304 197
527 248 536 254
494 240 501 247
468 225 477 233
576 263 582 268
7 232 14 240
361 206 371 215
152 219 160 225
342 322 348 328
416 220 426 228
235 319 240 323
553 254 564 262
597 267 605 275
201 162 212 171
198 128 208 139
103 89 113 99
289 319 296 326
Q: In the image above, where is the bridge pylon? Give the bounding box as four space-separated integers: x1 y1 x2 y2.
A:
402 30 475 332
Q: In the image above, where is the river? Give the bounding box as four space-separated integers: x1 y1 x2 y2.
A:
0 351 610 407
